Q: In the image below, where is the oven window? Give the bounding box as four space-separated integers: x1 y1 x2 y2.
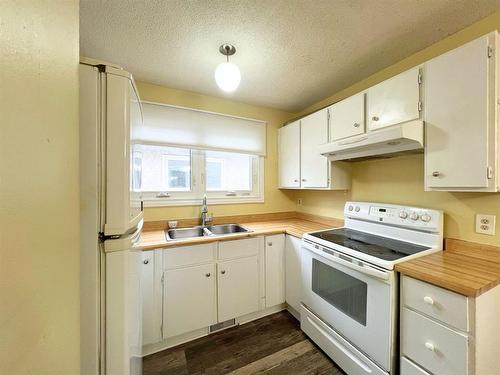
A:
312 259 367 326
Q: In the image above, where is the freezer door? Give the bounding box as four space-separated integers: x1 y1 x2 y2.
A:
104 69 144 236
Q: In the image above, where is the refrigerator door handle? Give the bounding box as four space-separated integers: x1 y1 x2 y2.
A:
104 220 143 253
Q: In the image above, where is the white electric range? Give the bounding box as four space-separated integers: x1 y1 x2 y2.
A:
300 202 443 375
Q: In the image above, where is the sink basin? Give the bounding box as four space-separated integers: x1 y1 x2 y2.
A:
205 224 250 235
165 223 251 241
166 226 206 241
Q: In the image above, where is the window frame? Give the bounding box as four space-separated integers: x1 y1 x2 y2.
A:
141 147 264 207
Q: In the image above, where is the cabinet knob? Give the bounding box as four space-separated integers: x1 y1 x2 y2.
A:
293 179 298 182
221 270 226 274
424 342 435 352
423 296 434 305
143 259 149 265
432 171 440 177
301 179 306 182
353 123 361 128
372 116 379 122
205 273 211 277
267 242 273 246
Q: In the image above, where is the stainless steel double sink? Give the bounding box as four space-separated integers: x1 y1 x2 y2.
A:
165 224 251 241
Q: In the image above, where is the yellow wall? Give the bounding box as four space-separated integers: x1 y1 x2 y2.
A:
137 82 297 221
0 1 80 374
292 11 500 246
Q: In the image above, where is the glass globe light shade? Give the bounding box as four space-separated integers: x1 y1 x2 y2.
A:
215 62 241 92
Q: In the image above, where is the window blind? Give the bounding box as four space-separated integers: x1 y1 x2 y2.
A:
136 102 267 156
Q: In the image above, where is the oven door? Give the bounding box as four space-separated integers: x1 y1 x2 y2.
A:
301 240 395 371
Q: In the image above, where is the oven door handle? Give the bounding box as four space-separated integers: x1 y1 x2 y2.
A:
304 243 390 281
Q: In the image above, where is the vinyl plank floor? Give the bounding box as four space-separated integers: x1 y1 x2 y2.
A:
143 311 345 375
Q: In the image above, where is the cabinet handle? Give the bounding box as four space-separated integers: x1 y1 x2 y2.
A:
268 242 273 246
424 342 435 352
143 259 149 265
432 171 440 177
221 270 226 274
293 179 298 182
353 123 361 128
205 273 211 277
301 179 306 182
423 296 434 305
372 116 379 122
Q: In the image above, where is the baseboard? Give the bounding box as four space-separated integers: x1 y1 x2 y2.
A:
286 304 300 321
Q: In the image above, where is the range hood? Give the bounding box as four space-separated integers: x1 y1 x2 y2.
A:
319 120 424 161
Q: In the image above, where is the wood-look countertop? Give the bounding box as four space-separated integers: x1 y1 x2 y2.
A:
395 238 500 297
137 218 337 251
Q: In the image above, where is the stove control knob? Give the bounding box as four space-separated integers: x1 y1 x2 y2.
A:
410 212 419 221
355 206 360 212
399 211 408 219
348 205 354 211
421 214 431 222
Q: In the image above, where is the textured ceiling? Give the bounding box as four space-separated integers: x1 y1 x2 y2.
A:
80 0 500 112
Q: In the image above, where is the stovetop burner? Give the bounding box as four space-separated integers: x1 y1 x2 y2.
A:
308 228 430 261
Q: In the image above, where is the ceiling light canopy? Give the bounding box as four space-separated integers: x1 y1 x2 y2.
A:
215 44 241 93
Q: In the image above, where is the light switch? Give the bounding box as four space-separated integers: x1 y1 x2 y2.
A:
475 214 496 235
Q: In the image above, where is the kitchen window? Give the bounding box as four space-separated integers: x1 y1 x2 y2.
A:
138 102 266 206
138 144 263 206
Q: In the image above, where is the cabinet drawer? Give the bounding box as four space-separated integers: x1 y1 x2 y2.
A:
401 357 430 375
402 308 469 375
402 276 469 331
218 237 261 260
163 243 216 269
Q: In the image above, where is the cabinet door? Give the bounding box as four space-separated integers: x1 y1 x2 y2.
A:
425 34 492 189
163 263 217 338
141 250 163 346
285 235 302 313
368 67 421 131
329 92 365 141
300 108 329 188
265 235 285 308
278 120 301 188
218 256 259 321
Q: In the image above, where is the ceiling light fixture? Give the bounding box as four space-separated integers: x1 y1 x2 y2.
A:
215 44 241 93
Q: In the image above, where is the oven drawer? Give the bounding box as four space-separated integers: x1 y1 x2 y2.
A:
301 305 387 375
402 307 469 375
402 275 469 331
401 357 431 375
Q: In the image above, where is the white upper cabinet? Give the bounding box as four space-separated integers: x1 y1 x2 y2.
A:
329 92 365 141
368 67 421 131
300 108 329 188
278 120 300 188
278 111 351 190
424 32 498 191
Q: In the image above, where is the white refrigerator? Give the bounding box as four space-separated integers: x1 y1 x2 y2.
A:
80 58 144 375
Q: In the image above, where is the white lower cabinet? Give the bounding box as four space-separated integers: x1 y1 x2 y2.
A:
218 256 260 321
285 235 302 315
265 234 285 308
401 357 430 375
141 235 290 352
141 250 163 346
164 263 217 338
400 275 500 375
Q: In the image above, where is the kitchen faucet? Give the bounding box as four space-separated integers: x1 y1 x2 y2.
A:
201 194 213 227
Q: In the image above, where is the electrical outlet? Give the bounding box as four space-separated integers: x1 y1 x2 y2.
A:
297 198 303 206
475 214 496 235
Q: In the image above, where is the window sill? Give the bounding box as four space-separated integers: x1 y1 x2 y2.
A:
143 196 265 207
